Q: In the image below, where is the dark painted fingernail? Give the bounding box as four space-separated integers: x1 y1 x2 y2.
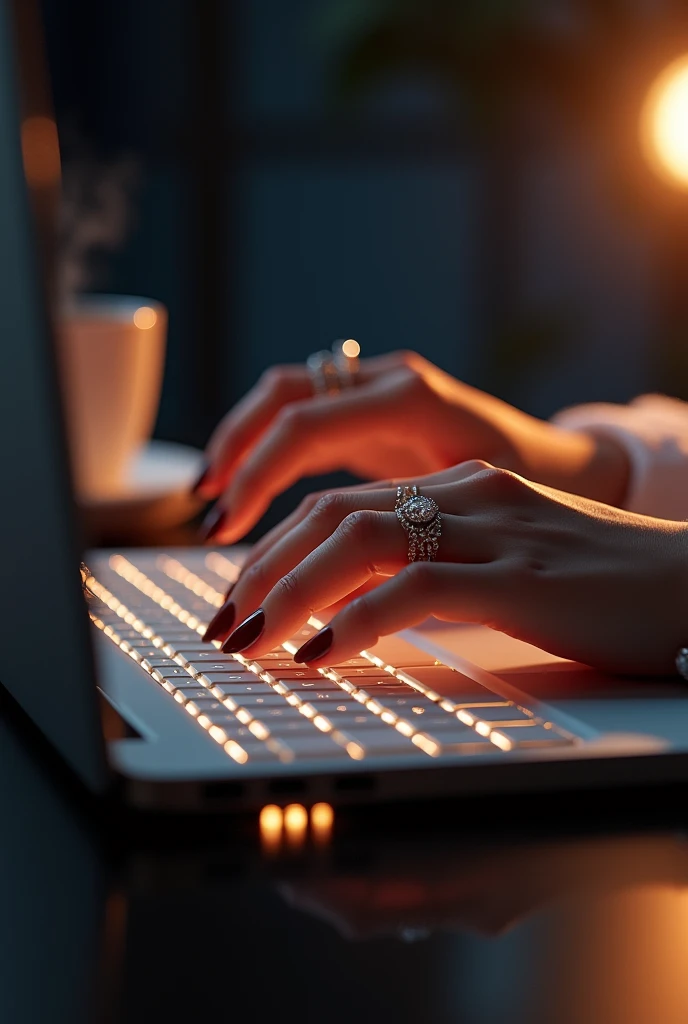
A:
203 599 236 643
201 505 229 542
191 462 211 495
222 608 265 653
294 626 333 664
224 581 237 602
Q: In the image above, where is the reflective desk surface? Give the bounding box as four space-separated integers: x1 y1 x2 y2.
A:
3 690 688 1024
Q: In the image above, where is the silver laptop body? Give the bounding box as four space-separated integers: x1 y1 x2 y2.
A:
1 0 687 812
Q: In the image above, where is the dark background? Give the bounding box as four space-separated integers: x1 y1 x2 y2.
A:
40 0 688 532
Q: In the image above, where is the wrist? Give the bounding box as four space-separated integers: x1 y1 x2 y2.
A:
514 425 631 507
572 432 631 507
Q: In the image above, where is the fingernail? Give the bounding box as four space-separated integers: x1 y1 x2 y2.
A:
201 505 229 542
294 626 333 664
191 462 211 495
222 608 265 653
224 581 236 602
203 599 236 643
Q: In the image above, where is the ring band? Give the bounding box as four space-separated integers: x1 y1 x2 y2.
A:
307 350 340 396
307 339 360 397
395 486 442 562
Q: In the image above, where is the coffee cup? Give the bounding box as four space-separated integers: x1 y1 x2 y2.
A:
56 294 167 499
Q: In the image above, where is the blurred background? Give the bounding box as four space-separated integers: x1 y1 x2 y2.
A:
41 0 688 535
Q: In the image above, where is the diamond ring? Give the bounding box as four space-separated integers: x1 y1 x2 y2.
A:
395 486 442 562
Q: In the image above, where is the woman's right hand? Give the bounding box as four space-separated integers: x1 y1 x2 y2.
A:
195 350 629 543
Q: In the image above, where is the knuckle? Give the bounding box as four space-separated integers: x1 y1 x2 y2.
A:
348 593 375 627
259 364 289 392
275 401 309 436
310 491 349 524
461 458 494 476
274 571 301 600
473 465 521 495
297 491 324 516
274 405 299 436
398 367 427 399
404 560 436 592
337 509 383 543
242 560 269 590
396 349 423 371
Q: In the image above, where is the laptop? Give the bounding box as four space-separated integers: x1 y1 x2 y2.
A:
2 0 688 813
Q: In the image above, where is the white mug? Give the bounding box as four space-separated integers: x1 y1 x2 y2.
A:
56 294 167 499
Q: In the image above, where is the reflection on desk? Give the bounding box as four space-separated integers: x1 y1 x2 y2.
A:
1 700 688 1024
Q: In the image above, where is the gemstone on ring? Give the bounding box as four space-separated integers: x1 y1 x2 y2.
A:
395 492 442 562
399 495 439 525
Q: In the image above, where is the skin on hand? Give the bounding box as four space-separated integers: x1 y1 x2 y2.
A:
195 350 631 544
214 461 688 677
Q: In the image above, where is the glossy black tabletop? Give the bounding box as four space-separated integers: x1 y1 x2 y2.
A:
2 693 688 1024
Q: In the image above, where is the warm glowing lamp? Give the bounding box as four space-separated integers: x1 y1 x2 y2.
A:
642 55 688 191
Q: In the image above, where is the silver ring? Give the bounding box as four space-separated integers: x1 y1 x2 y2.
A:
307 350 340 396
395 486 442 562
307 339 360 397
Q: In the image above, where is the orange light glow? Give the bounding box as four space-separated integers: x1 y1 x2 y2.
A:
259 804 283 853
341 338 360 359
21 116 60 187
310 802 334 845
133 306 158 329
284 803 308 848
224 740 249 764
642 55 688 190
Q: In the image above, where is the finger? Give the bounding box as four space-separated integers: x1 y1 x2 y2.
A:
229 484 496 632
294 561 509 667
227 491 397 631
237 475 410 578
198 366 311 498
318 575 386 617
239 476 411 575
198 352 413 498
222 510 496 657
239 483 378 578
239 460 499 569
377 459 497 492
211 369 422 542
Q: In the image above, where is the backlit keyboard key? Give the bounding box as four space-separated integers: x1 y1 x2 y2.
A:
457 704 534 725
210 682 275 699
334 667 398 680
338 729 425 755
274 735 352 759
275 677 344 692
489 724 574 749
172 688 212 704
395 666 502 702
363 636 438 667
89 551 584 767
151 666 195 683
185 698 225 716
219 694 297 709
328 658 378 669
197 671 259 686
255 718 329 736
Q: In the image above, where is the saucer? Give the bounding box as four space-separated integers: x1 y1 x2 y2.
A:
79 440 205 540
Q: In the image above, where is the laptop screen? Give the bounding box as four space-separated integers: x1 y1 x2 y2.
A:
0 0 108 790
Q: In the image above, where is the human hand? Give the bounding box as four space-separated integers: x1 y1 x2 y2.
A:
194 351 629 543
208 461 688 676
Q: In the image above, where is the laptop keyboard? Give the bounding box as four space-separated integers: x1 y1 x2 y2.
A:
83 551 579 766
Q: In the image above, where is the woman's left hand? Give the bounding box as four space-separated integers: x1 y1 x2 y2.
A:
209 461 688 676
